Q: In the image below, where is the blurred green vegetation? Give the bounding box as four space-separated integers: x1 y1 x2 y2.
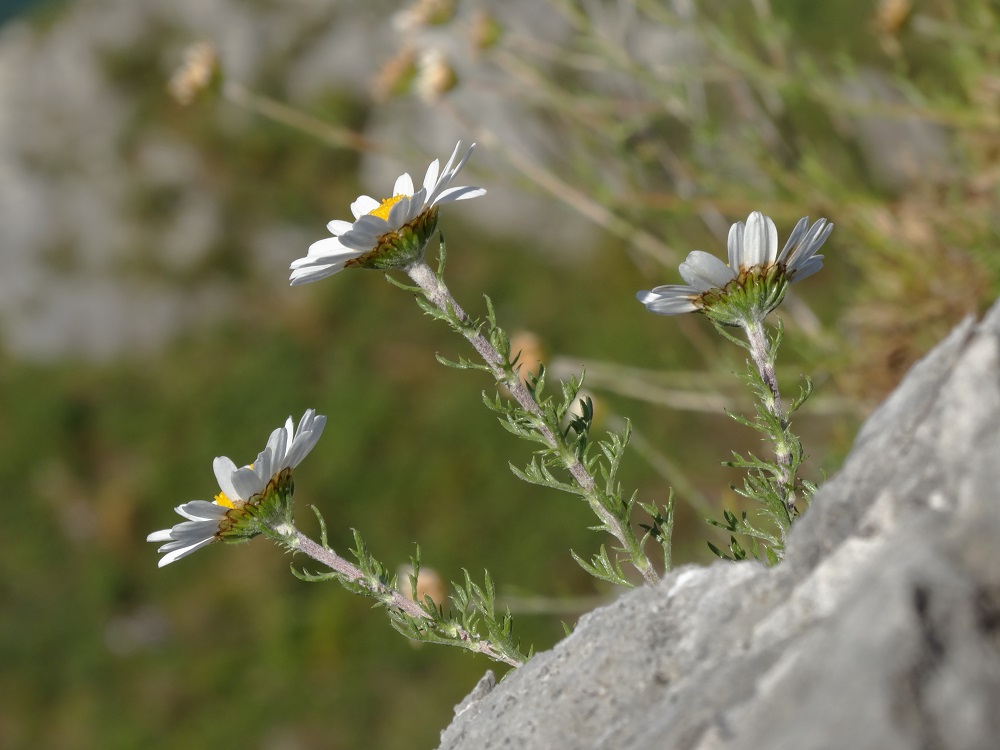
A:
3 0 1000 748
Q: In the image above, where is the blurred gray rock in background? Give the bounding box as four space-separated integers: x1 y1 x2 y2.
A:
0 0 333 359
349 0 601 259
439 300 1000 750
839 69 955 195
0 0 599 360
0 0 958 362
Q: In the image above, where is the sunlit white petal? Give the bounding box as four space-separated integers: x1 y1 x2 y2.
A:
422 157 441 194
434 186 487 205
290 263 349 285
327 219 355 236
393 172 414 196
290 242 360 271
351 196 380 219
679 251 736 292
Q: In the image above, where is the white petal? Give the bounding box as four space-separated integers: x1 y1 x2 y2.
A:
387 194 417 228
327 219 355 236
432 185 486 206
727 221 744 269
160 519 219 545
290 263 347 285
296 409 316 434
250 446 273 486
231 465 265 501
742 211 778 268
213 457 240 502
648 298 699 315
352 214 390 235
265 426 288 469
173 505 204 523
784 219 833 269
646 282 697 295
351 195 380 219
176 500 228 522
291 247 360 269
286 420 326 469
337 228 379 252
422 158 442 194
636 286 700 315
788 256 824 283
637 289 666 305
439 141 464 180
393 172 415 196
283 416 295 458
147 529 174 542
776 217 810 264
445 142 474 178
290 244 361 271
307 235 348 255
427 142 474 204
297 236 350 261
158 537 216 567
679 251 735 291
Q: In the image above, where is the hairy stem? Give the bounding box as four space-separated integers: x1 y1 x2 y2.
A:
741 319 794 506
289 529 524 668
406 260 659 586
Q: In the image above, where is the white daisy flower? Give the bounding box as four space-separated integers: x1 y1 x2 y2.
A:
148 409 326 567
637 211 832 323
290 141 485 285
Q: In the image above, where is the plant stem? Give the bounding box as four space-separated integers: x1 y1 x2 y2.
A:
223 82 380 154
289 529 524 668
741 319 794 506
406 260 659 586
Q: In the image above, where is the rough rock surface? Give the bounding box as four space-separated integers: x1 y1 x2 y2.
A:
439 302 1000 750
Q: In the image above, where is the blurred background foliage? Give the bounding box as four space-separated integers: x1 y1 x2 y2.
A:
2 0 998 748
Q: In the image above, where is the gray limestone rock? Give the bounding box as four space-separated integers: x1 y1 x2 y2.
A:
439 301 1000 750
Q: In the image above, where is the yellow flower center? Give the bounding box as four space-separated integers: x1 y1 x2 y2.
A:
370 194 407 220
214 463 255 508
214 492 236 509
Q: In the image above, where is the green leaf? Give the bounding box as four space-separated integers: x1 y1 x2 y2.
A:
384 273 423 294
707 541 733 561
790 375 814 413
436 353 492 372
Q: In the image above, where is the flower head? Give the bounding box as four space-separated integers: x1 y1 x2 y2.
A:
290 142 485 285
415 48 458 103
167 41 221 106
637 211 832 326
147 410 326 567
